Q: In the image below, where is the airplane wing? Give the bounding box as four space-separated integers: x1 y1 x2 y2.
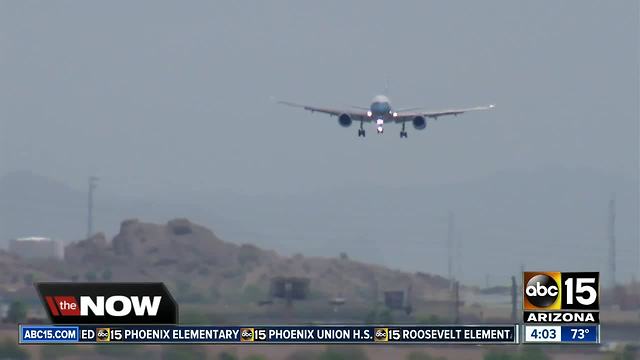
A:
278 101 372 122
393 104 495 122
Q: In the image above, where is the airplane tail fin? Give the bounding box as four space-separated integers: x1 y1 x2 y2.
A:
384 78 390 96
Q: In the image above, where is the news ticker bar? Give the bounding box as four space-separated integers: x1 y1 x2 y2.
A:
20 325 519 344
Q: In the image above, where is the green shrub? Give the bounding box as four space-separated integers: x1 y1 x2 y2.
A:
363 307 393 324
101 268 113 281
6 301 27 323
364 308 377 324
518 348 549 360
483 349 549 360
416 314 447 324
243 285 266 303
0 338 29 359
611 345 638 360
286 349 320 360
318 346 369 360
22 273 34 286
377 309 393 324
179 310 230 325
40 344 78 359
218 352 238 360
244 355 268 360
95 344 142 357
406 352 447 360
161 345 206 360
84 271 97 281
483 350 516 360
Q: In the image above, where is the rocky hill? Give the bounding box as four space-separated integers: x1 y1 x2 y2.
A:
2 219 451 309
2 170 638 287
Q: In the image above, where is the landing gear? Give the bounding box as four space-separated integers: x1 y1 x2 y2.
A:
400 122 408 138
376 119 384 135
358 120 365 137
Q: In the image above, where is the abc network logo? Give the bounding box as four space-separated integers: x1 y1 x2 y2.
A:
523 272 599 311
240 328 254 342
374 328 388 342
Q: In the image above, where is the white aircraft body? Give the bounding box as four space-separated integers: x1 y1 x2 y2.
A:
279 95 494 138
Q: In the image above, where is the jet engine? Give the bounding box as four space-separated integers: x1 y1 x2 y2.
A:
338 113 352 127
412 116 427 130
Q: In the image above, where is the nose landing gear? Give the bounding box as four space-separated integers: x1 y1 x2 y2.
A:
376 119 384 135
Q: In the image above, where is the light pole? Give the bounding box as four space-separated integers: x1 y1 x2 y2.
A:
87 176 98 239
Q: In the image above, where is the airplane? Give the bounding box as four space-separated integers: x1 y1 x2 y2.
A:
278 95 495 138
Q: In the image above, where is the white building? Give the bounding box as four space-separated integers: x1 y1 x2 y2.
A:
8 236 63 260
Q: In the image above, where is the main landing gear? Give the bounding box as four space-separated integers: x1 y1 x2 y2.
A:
357 120 365 137
400 122 408 138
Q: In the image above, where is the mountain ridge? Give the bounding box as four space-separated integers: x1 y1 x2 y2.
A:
1 169 637 286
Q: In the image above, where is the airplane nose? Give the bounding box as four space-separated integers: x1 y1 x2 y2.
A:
371 102 390 114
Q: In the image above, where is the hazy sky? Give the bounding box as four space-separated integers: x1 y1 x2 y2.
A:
0 1 639 286
1 0 637 196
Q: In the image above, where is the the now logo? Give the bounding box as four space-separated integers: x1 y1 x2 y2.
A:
36 283 178 324
43 295 161 317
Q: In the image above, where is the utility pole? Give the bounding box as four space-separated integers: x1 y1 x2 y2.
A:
511 276 517 323
87 176 98 239
456 228 462 287
447 212 455 291
453 280 460 324
608 194 616 288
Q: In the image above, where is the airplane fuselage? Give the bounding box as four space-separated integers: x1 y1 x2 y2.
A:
369 95 392 117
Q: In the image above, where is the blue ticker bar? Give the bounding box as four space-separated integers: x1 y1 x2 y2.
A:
18 324 518 344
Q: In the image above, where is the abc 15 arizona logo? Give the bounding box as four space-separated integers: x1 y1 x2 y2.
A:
523 272 599 323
